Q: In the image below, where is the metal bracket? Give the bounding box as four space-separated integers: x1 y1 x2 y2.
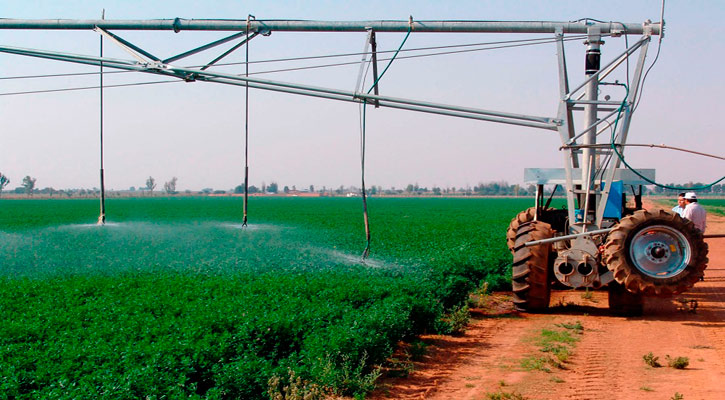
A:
94 27 160 64
369 30 380 107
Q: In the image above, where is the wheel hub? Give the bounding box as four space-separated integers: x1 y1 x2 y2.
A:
629 225 691 278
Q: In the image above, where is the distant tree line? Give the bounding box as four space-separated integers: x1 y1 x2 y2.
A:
1 171 722 198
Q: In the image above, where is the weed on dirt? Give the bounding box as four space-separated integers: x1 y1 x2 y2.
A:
666 355 690 369
484 390 530 400
521 321 582 372
643 352 662 367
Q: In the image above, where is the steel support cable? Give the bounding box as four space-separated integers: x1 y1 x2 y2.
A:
608 83 724 191
0 34 592 82
0 44 562 131
0 33 592 84
0 46 558 129
0 79 180 96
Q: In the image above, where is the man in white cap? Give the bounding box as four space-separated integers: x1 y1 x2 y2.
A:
682 192 706 233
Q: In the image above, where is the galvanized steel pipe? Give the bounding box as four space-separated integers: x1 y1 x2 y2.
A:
0 19 661 35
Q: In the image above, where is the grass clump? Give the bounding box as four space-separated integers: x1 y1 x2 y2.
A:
521 322 582 372
485 391 529 400
671 392 684 400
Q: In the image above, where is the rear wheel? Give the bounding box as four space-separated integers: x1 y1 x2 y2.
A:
603 209 708 296
512 221 553 312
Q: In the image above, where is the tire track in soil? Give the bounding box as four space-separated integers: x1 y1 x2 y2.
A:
557 317 619 400
365 199 725 400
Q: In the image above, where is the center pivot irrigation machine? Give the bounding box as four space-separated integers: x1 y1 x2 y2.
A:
0 14 714 314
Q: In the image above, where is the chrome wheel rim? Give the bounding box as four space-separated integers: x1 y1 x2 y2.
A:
629 224 691 278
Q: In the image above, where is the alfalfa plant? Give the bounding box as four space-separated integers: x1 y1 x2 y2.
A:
643 352 661 368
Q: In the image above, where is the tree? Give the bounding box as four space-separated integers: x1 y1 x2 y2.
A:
164 177 178 194
145 176 156 194
0 173 9 196
22 175 36 195
268 182 278 194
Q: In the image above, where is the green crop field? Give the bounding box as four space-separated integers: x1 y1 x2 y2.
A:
656 198 725 217
702 199 725 217
0 196 544 399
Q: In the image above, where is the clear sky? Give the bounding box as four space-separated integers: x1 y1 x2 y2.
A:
0 0 722 191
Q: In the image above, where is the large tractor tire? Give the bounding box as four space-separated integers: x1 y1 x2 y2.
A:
507 208 544 252
603 209 708 297
512 221 554 312
507 208 537 252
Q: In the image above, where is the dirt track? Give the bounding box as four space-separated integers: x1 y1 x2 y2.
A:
369 201 725 400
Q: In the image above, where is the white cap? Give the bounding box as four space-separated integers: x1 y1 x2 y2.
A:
684 192 697 200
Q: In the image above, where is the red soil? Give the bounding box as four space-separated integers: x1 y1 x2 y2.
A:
367 200 725 400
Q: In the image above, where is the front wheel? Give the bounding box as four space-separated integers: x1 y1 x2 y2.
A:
603 209 708 296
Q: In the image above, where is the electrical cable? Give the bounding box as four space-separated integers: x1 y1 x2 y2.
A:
608 83 725 191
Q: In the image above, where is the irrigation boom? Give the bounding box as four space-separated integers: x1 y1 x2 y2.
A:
2 17 707 315
0 18 660 34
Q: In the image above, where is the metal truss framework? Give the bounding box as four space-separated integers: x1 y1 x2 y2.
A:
0 18 662 231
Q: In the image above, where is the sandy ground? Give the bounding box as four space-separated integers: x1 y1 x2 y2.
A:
368 200 725 400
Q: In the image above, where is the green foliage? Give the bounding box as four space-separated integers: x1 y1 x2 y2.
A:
643 352 662 368
0 197 534 399
437 305 470 335
671 392 684 400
